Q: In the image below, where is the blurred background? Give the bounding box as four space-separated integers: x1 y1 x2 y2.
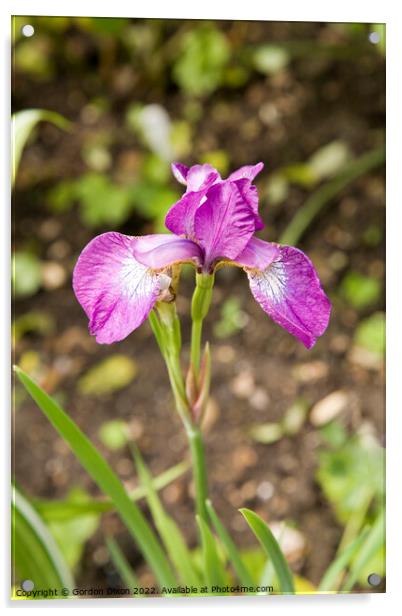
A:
12 17 385 592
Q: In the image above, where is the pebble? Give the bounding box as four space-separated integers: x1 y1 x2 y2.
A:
256 480 275 501
230 371 255 399
41 261 67 290
249 387 270 411
310 390 350 426
292 361 328 383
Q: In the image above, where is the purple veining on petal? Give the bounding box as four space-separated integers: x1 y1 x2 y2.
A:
234 237 280 270
232 178 264 231
73 232 161 344
171 162 189 185
194 181 256 268
246 245 331 349
133 233 202 269
228 162 264 182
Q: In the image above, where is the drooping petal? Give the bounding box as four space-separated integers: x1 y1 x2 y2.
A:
171 162 189 185
73 232 162 344
234 237 280 270
228 162 264 182
246 245 331 349
194 181 256 268
133 233 202 269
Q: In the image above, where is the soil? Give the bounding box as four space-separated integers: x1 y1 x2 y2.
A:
12 19 385 592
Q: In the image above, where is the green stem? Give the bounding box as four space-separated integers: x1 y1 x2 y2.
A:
187 425 209 523
190 273 214 382
191 319 203 377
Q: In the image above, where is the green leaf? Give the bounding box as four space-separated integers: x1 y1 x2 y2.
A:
14 366 176 588
12 251 42 298
239 508 294 593
340 271 381 310
196 515 226 589
106 536 140 590
354 312 385 356
12 486 74 593
342 512 385 591
308 141 351 181
318 527 370 591
249 422 284 445
98 420 129 451
206 500 254 586
132 445 200 586
35 460 189 521
78 355 137 396
253 45 290 75
12 109 71 186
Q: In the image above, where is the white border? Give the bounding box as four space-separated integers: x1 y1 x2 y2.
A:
2 1 401 614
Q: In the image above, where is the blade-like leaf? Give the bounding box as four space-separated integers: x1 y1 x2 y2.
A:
318 527 370 591
12 109 71 186
206 499 254 586
12 486 74 594
35 461 189 521
341 512 385 591
105 536 140 591
14 366 176 588
239 508 294 593
196 515 226 590
132 445 200 587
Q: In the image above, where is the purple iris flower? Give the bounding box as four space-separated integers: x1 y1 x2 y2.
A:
73 162 331 348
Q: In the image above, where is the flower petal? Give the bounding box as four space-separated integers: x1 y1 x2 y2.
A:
185 164 220 192
194 181 256 268
246 245 331 349
165 191 204 237
234 237 280 270
73 232 161 344
133 234 202 269
171 162 189 185
228 162 264 182
233 178 264 231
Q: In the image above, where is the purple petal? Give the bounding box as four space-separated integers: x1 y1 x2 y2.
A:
185 164 220 192
73 232 161 344
228 162 264 182
194 181 256 268
234 237 280 270
171 162 189 185
165 191 204 238
233 178 264 231
246 245 331 349
133 234 202 269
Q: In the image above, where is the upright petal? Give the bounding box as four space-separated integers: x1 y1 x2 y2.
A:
194 181 256 268
171 162 189 185
165 191 204 238
228 162 264 182
245 245 331 349
233 179 264 231
73 232 161 344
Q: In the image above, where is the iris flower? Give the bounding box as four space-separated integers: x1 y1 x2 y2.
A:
73 162 331 348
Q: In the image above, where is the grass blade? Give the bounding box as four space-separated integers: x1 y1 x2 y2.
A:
105 536 140 591
240 508 294 593
318 527 370 591
132 445 200 586
14 366 176 588
12 486 74 593
35 461 189 521
341 512 384 591
206 499 254 586
196 515 226 590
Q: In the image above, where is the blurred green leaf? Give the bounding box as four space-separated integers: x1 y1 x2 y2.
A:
319 420 348 448
370 24 386 56
308 141 351 181
342 511 385 590
240 508 294 593
13 311 55 344
12 109 71 186
253 45 289 75
98 420 129 451
318 527 370 591
14 366 176 587
354 312 385 356
214 297 248 339
46 180 76 214
340 271 381 310
282 399 308 436
12 251 42 298
12 486 74 593
173 25 230 96
48 487 100 570
78 355 137 396
75 173 132 228
249 422 284 445
196 515 226 588
200 150 229 176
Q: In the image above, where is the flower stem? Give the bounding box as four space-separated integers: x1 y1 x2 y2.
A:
186 425 209 523
190 273 214 382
